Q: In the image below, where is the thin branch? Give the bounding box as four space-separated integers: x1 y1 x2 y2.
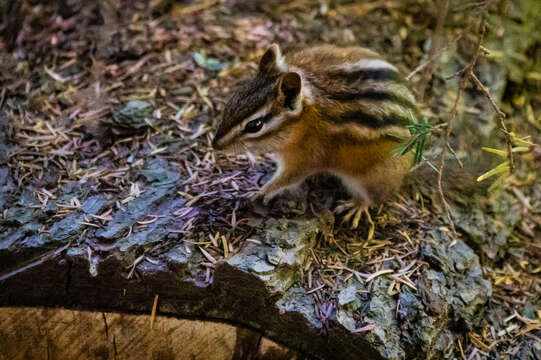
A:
407 45 451 81
469 72 515 171
437 20 487 235
0 87 6 110
417 0 451 100
437 81 463 235
470 73 506 119
407 23 474 82
446 20 514 172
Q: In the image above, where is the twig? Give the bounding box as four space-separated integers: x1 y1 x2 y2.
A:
445 19 514 170
437 81 462 235
353 324 375 333
469 72 514 171
407 45 451 81
417 0 450 100
407 22 474 82
0 87 6 109
0 242 71 281
437 21 488 235
150 294 159 330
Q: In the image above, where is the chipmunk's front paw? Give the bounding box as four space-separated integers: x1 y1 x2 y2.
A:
258 183 281 205
261 190 279 205
246 190 263 202
246 187 277 205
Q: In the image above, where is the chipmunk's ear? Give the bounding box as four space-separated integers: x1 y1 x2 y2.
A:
259 43 283 75
279 72 302 110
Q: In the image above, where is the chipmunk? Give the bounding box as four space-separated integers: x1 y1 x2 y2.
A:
212 44 417 224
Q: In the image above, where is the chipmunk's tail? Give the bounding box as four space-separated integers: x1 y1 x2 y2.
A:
402 158 489 206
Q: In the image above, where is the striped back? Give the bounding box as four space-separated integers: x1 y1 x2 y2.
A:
287 45 417 131
213 44 417 153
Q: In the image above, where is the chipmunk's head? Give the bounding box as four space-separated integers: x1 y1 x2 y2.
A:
212 44 307 154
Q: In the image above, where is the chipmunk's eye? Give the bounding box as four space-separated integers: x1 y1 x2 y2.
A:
244 114 271 134
244 114 272 134
244 117 266 134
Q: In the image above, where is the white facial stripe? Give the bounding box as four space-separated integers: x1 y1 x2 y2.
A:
260 115 284 134
243 104 271 124
335 59 397 71
218 55 313 144
218 123 243 146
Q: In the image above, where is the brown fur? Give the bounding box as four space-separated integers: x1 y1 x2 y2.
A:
260 104 413 205
213 44 416 207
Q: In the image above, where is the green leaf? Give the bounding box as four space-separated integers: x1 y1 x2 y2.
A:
477 161 510 182
414 135 425 164
482 147 507 157
400 137 418 155
510 132 536 147
511 146 529 153
488 173 507 193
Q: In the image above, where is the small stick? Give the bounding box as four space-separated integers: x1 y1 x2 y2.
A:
150 294 159 330
417 0 450 100
469 71 514 171
437 20 502 235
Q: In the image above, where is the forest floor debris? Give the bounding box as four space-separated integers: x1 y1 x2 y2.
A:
1 0 540 358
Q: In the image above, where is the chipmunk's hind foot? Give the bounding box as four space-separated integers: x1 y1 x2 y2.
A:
334 200 374 230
